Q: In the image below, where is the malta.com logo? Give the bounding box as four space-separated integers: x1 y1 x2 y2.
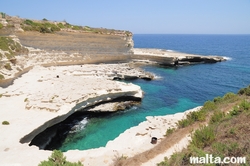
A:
190 154 247 165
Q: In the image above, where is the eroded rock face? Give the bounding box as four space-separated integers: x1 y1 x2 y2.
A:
0 29 133 84
16 31 133 56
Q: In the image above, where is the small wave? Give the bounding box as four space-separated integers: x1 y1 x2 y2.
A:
153 74 163 80
166 49 175 52
131 106 138 110
69 117 88 133
223 56 232 61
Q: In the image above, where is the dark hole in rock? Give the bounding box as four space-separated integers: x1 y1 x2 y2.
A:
151 137 157 144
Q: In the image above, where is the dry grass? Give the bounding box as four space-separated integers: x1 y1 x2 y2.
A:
157 95 250 166
205 111 250 157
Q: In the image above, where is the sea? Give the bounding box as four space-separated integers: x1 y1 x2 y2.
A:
57 34 250 152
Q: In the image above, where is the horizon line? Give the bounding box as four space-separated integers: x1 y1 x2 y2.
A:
133 33 250 35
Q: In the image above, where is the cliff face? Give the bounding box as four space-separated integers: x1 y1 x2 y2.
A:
0 14 134 86
16 31 133 58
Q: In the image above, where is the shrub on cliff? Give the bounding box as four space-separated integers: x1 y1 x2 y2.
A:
39 150 83 166
0 23 3 29
177 109 206 128
72 25 82 30
0 36 28 59
238 85 250 96
2 121 10 125
0 74 4 80
22 19 61 33
4 63 12 70
3 62 12 70
0 12 6 18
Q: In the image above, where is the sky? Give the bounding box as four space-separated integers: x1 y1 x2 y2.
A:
1 0 250 34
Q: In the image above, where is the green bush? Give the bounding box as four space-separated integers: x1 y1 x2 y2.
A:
2 121 10 125
157 151 193 166
24 19 34 26
239 100 250 111
223 92 237 100
0 37 13 51
209 110 225 124
64 22 72 28
229 107 240 116
0 12 6 18
22 19 61 33
202 100 216 112
191 125 215 148
165 128 175 136
4 63 12 70
39 26 52 33
0 36 25 59
57 23 65 29
0 23 3 29
177 119 191 128
228 100 250 117
72 26 81 30
0 74 4 80
188 110 206 122
213 96 222 103
39 150 83 166
177 109 206 128
238 85 250 96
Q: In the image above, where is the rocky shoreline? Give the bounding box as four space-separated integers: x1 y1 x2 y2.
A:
0 26 228 165
0 63 150 165
0 50 227 165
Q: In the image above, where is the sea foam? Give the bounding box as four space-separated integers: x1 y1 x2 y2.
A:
223 56 232 61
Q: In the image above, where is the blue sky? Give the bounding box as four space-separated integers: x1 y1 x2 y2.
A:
1 0 250 34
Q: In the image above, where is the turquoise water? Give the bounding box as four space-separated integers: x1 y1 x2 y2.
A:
59 34 250 151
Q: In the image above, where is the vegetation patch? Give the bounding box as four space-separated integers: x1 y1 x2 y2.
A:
39 150 83 166
0 36 28 59
2 121 10 125
165 128 175 136
177 108 206 128
4 63 12 70
0 12 6 18
157 85 250 166
191 125 215 149
22 19 61 33
238 85 250 96
0 74 4 80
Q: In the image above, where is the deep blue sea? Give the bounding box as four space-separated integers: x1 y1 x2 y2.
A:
59 34 250 151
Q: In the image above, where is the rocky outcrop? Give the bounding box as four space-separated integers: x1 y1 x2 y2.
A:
132 48 226 66
20 85 142 144
0 64 144 144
